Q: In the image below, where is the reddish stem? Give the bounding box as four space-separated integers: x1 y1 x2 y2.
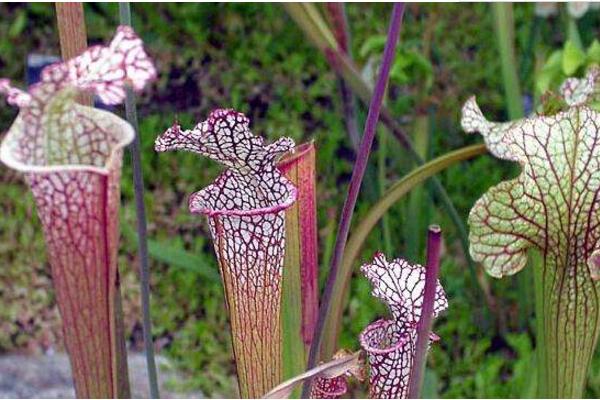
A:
302 4 405 397
408 225 442 398
55 3 92 106
55 3 87 61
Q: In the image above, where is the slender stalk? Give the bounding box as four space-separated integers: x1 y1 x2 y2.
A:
114 272 132 399
55 3 91 106
118 3 160 398
404 115 430 261
377 126 393 255
325 3 361 151
55 3 88 62
302 4 405 397
408 225 442 399
492 2 523 120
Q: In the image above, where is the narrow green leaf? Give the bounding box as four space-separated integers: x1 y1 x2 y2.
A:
147 240 220 282
562 40 586 75
8 11 26 38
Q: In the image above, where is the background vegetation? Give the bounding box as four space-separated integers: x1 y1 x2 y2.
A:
1 3 599 398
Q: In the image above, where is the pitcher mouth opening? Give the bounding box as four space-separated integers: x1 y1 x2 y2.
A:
359 319 414 356
0 105 134 176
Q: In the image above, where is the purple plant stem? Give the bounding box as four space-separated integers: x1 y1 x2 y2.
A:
408 225 442 399
301 4 405 397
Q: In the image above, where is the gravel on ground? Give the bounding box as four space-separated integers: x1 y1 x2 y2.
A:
0 352 202 399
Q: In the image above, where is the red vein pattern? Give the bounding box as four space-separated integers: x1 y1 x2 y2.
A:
155 110 297 398
360 253 447 399
310 374 348 399
461 69 600 396
0 26 155 398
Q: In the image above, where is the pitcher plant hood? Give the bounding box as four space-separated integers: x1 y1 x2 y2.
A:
461 67 600 279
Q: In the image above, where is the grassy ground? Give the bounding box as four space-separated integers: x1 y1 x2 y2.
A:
1 3 600 398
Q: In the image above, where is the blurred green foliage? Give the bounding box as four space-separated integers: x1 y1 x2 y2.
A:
0 2 600 398
537 39 600 94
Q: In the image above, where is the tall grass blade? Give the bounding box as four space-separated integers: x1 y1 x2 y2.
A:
492 3 524 120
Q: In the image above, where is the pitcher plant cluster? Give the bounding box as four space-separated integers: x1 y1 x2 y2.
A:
1 3 600 400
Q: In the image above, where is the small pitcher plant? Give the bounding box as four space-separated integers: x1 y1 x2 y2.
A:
360 253 447 399
462 66 600 397
0 26 155 397
265 246 447 399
